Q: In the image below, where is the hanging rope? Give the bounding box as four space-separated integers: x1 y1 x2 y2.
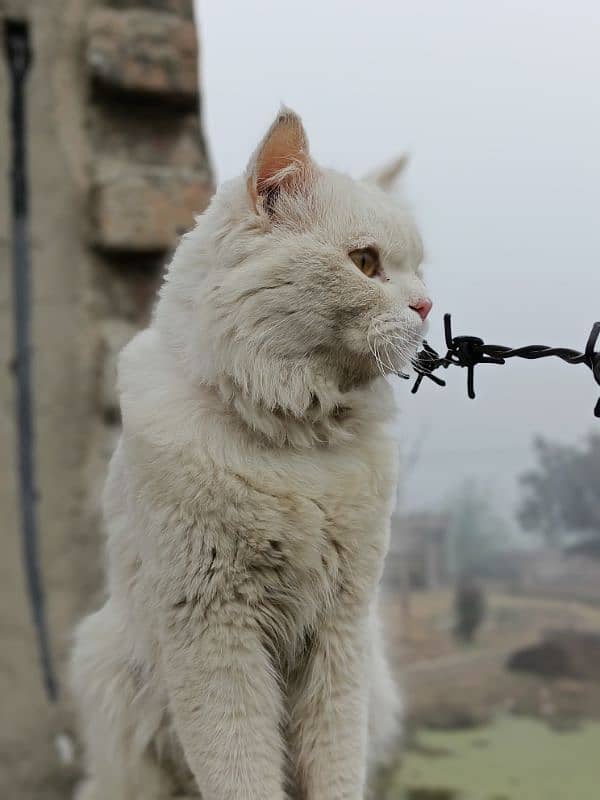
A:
411 313 600 419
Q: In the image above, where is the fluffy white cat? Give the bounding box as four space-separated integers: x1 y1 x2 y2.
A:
71 108 431 800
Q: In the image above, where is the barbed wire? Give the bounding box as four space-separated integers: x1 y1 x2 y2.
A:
410 314 600 419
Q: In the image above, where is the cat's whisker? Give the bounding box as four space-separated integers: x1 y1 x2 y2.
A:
371 323 411 374
380 328 420 363
368 336 385 378
368 334 387 378
371 330 397 375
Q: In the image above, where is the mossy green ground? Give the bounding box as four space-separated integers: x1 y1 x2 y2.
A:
385 716 600 800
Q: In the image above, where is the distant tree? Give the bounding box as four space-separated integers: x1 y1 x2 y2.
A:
454 578 486 643
446 480 511 579
445 481 510 644
518 433 600 547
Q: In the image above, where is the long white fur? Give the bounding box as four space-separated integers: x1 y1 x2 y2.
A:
70 108 429 800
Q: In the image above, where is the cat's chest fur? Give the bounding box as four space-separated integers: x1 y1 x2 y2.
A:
259 440 397 586
120 330 398 650
187 423 398 646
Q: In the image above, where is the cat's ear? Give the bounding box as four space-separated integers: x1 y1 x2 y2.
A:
364 154 409 192
246 107 314 214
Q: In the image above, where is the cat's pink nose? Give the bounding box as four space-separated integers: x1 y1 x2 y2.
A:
410 298 433 321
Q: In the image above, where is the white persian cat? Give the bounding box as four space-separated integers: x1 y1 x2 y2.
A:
71 108 431 800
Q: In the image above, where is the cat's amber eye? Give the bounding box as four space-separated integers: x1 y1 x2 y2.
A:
349 247 380 279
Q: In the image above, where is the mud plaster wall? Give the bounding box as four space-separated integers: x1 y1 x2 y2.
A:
0 2 212 796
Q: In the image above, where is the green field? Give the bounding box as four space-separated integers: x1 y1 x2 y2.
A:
384 716 600 800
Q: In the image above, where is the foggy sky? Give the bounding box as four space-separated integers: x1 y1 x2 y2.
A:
196 0 600 520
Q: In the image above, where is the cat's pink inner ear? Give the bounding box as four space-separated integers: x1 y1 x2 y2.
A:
247 109 311 212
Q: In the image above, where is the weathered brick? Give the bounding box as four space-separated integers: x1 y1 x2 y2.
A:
87 9 199 101
90 162 213 252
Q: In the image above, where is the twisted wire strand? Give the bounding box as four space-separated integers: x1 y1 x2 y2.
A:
411 314 600 418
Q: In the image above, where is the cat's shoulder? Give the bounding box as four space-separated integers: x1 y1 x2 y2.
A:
117 326 214 451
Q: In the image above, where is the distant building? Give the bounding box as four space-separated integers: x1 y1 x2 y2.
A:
386 511 450 590
566 537 600 560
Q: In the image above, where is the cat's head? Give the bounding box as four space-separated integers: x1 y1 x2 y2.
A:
156 108 431 426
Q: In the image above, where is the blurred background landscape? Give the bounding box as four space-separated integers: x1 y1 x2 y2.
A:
1 1 599 798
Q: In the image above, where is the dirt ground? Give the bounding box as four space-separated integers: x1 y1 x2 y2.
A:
381 589 600 729
377 589 600 799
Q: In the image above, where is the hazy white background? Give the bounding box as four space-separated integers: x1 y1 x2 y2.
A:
197 0 599 520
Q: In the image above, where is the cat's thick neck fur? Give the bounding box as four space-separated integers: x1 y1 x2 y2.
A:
154 317 396 450
118 324 396 456
215 370 395 449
